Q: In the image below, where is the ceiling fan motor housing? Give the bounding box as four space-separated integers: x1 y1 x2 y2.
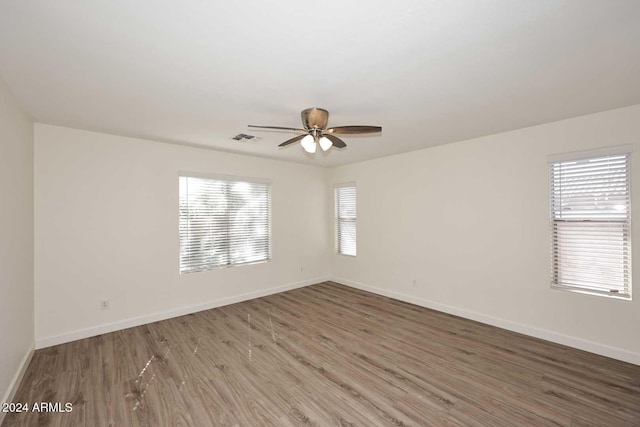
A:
301 108 329 130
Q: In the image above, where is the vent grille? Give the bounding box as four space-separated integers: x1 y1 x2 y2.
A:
232 133 260 142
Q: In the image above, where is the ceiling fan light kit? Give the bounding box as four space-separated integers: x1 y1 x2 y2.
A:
300 130 332 153
301 134 316 153
318 136 332 152
248 108 381 154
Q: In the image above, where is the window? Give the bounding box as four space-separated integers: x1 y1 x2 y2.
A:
549 148 631 299
335 183 357 256
179 174 271 273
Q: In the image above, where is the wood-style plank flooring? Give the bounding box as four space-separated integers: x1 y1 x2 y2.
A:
3 282 640 426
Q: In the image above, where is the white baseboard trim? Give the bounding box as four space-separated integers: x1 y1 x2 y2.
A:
330 276 640 366
0 343 35 425
36 277 328 349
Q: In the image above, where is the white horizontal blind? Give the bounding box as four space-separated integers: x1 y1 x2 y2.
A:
179 175 271 273
549 153 631 298
335 184 356 256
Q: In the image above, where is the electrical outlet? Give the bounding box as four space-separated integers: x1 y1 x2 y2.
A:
300 266 304 272
100 299 110 310
411 279 417 286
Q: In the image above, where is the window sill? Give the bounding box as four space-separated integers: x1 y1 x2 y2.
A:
551 284 631 301
180 258 271 274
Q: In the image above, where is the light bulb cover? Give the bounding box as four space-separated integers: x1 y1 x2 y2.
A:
319 136 332 151
301 134 316 153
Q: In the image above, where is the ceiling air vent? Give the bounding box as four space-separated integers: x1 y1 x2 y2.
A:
231 133 260 142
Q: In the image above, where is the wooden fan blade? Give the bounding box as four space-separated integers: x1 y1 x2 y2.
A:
278 134 306 147
248 125 306 132
324 134 346 148
325 125 382 134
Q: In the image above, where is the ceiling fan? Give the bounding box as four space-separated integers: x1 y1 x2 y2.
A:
248 108 382 153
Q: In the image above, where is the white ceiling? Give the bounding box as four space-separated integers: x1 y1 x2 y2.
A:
1 1 639 167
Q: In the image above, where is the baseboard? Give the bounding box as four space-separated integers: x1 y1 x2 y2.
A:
330 276 640 366
0 343 35 425
36 276 328 349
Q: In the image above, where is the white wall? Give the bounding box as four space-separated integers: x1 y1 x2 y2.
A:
329 104 640 364
0 78 34 410
34 124 329 346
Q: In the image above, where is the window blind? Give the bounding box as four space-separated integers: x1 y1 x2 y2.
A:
549 152 631 298
335 184 356 256
179 175 271 273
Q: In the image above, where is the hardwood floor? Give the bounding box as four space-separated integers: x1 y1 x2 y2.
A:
3 282 640 426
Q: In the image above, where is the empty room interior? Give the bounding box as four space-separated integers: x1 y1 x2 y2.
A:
1 1 640 426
